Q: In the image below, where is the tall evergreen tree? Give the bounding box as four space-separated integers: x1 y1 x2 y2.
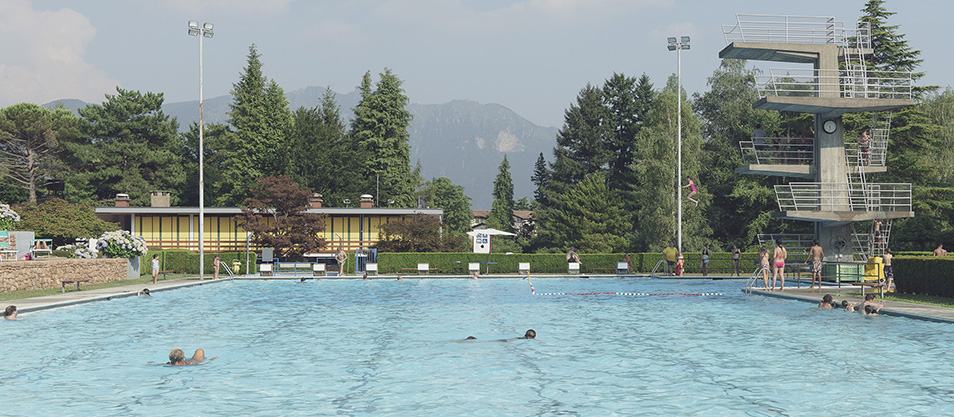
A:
530 152 549 208
68 88 184 205
350 69 415 207
181 121 232 207
602 73 640 192
216 44 292 206
487 155 515 232
0 103 79 203
547 84 609 196
546 172 630 253
288 88 364 206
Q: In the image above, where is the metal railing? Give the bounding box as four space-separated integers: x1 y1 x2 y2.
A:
757 234 815 254
740 137 813 165
756 68 913 100
775 182 912 212
723 14 870 47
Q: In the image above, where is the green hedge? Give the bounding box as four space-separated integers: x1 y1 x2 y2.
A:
375 252 765 274
893 256 954 297
140 250 258 276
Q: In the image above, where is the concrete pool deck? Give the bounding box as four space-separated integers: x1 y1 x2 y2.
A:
4 274 953 324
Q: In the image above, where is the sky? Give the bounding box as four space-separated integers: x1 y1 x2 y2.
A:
1 0 950 128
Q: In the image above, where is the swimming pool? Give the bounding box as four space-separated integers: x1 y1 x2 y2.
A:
2 278 953 415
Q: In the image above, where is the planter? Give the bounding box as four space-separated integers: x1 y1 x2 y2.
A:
127 257 141 280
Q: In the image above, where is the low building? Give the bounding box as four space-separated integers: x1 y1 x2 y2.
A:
95 193 443 253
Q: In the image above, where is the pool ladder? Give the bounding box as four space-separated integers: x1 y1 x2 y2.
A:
742 266 768 293
650 260 667 276
220 263 236 279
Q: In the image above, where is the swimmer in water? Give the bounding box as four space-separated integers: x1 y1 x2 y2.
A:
187 348 217 364
168 348 187 366
817 294 834 309
137 288 151 297
500 329 536 342
4 305 17 320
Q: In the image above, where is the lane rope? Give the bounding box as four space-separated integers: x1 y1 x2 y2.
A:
523 273 721 296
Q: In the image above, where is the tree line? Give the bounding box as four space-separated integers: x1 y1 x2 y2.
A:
1 1 951 252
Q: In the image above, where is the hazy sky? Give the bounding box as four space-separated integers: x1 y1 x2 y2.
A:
1 0 949 128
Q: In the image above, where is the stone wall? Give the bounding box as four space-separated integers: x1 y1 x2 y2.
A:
0 258 127 294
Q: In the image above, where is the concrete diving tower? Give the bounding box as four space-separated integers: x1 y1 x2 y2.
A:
720 14 915 261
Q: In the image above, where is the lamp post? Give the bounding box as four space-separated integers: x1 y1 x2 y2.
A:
188 21 213 279
668 36 689 252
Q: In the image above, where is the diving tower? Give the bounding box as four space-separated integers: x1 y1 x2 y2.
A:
721 14 915 261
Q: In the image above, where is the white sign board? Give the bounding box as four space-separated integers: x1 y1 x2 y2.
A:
473 232 491 254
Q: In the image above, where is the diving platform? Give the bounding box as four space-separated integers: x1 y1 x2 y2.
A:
772 210 914 224
753 96 915 115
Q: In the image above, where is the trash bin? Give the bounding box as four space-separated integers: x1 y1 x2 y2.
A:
232 260 241 275
865 256 884 282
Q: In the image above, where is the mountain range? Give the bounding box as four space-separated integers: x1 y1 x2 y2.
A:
45 87 559 208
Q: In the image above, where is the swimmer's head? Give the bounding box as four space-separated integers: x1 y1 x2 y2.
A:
865 294 876 301
524 329 536 339
841 300 849 308
822 294 833 303
4 305 16 317
465 336 476 340
864 305 875 315
142 288 150 295
169 348 185 364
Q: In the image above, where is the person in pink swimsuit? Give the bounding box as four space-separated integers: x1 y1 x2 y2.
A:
683 177 700 206
771 239 788 290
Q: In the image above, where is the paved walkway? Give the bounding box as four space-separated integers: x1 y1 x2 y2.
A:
7 278 229 314
745 284 954 324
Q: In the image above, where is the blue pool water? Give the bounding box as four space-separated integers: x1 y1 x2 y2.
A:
2 278 953 416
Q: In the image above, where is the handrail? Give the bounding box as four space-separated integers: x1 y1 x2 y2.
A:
220 262 235 278
743 266 768 293
756 68 913 100
650 259 668 276
775 182 912 212
740 138 813 165
723 14 870 47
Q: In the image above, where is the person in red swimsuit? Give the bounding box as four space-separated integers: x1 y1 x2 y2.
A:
683 177 700 207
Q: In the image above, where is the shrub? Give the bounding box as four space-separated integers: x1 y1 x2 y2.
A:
96 230 147 258
893 256 954 297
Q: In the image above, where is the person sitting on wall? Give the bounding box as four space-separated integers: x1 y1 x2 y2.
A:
566 248 581 264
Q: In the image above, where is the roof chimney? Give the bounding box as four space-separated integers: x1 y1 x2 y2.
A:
360 194 374 208
115 193 130 207
150 191 170 207
309 193 323 208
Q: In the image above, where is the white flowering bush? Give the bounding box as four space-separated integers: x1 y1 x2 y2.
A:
95 230 147 258
58 241 98 259
0 204 19 231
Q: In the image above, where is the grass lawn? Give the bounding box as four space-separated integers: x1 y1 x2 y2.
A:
0 273 196 302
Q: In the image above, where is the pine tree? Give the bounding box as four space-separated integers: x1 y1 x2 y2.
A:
546 172 630 253
530 152 549 208
350 69 415 207
0 103 79 203
216 44 292 206
69 88 184 205
487 155 515 232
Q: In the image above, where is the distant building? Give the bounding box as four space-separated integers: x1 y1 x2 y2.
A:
95 192 443 253
470 209 535 236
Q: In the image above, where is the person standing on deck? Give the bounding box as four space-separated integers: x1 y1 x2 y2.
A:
759 247 770 288
731 245 742 277
213 255 221 279
771 239 788 291
806 240 825 290
883 248 894 292
335 248 348 276
151 254 160 284
663 243 678 276
700 244 712 277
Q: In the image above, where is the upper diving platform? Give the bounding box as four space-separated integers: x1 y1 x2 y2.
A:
772 182 913 224
721 14 871 62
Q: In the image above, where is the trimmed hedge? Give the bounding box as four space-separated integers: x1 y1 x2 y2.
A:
141 250 259 276
894 256 954 297
375 252 765 275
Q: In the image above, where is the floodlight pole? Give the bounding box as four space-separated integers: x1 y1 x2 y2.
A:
189 21 213 279
668 36 689 252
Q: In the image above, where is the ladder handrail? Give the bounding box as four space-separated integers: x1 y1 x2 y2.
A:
650 259 668 275
743 266 769 293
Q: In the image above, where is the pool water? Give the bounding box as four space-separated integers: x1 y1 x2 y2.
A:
2 278 953 416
